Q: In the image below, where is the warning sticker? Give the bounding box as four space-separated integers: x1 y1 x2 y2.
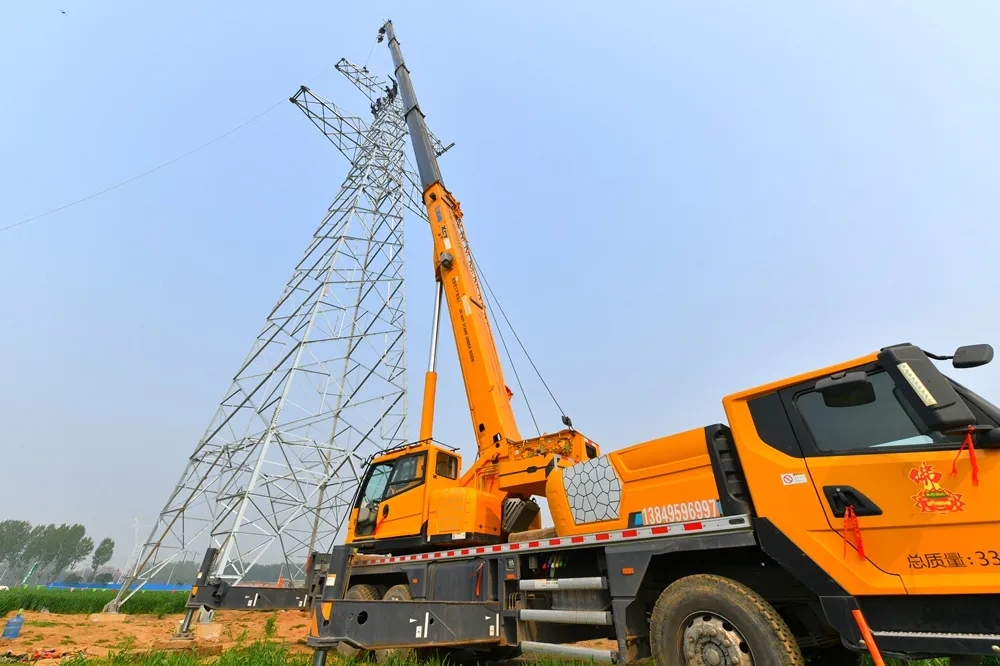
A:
780 473 808 486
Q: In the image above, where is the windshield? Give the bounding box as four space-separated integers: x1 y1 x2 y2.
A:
354 452 427 509
361 463 393 504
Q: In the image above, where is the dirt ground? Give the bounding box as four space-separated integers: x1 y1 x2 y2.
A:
0 610 621 663
0 609 315 661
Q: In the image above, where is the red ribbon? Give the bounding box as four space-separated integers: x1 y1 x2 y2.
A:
472 562 485 596
950 425 979 486
843 505 865 560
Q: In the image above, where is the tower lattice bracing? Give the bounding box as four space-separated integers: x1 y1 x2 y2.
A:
106 58 449 611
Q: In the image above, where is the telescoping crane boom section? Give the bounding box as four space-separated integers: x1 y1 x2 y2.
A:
384 20 522 458
371 21 597 514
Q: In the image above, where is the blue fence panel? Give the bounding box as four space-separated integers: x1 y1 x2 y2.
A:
44 582 192 592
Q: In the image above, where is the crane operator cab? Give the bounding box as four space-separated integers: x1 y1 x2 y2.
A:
346 439 544 555
348 442 452 553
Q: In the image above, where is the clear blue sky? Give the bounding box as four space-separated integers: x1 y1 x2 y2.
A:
2 1 999 567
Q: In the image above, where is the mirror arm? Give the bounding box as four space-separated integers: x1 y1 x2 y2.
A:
942 424 1000 446
942 424 993 434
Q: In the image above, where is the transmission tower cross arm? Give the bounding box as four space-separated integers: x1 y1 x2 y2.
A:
335 57 388 99
339 53 454 164
290 86 369 162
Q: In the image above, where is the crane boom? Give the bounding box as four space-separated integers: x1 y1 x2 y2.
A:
383 21 523 476
383 22 443 191
341 22 598 556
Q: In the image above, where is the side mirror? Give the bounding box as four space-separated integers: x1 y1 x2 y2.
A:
816 371 876 408
879 344 976 432
953 344 994 369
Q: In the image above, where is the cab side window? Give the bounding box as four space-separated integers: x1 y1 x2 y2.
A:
385 453 427 497
435 452 458 479
795 371 963 453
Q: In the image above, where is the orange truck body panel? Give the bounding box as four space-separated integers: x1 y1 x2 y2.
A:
547 428 721 536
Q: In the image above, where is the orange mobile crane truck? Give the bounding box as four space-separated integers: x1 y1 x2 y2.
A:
185 21 1000 666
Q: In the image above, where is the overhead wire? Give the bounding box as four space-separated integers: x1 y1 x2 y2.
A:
1 66 335 234
478 272 541 437
363 39 378 69
470 253 569 427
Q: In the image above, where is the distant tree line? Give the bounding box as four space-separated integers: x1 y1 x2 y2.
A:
0 520 114 585
1 519 296 587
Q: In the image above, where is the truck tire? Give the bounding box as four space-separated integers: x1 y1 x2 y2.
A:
375 583 415 663
649 573 804 666
337 583 380 660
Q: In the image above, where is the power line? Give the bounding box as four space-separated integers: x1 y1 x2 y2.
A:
1 68 334 234
471 253 569 422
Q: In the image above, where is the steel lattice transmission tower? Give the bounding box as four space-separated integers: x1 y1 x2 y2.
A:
106 57 451 612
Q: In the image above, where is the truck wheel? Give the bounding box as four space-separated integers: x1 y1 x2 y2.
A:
649 574 804 666
375 584 415 663
337 583 380 660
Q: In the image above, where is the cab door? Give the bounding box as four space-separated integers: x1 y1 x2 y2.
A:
370 451 429 542
781 366 1000 595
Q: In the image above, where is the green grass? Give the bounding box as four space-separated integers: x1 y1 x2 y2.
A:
32 636 1000 666
0 588 188 615
62 640 312 666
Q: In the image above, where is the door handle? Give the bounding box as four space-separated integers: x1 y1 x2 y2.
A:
382 504 390 518
821 486 882 518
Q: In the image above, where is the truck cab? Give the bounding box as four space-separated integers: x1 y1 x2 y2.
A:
725 342 1000 604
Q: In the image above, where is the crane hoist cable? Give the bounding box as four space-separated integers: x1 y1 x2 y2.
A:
479 266 541 437
471 252 572 432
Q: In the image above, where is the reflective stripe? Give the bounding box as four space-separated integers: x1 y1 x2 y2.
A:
353 514 751 567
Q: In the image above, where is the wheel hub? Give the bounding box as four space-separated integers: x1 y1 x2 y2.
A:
682 614 753 666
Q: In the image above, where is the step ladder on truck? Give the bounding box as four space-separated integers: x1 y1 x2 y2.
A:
183 19 1000 666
